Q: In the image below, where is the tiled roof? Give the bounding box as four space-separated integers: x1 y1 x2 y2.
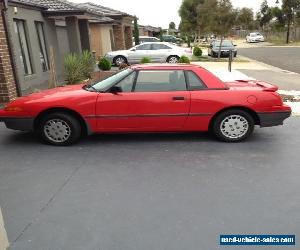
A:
77 2 132 17
9 0 83 12
9 0 47 9
8 0 133 21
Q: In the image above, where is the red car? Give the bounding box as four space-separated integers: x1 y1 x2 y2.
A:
0 64 291 146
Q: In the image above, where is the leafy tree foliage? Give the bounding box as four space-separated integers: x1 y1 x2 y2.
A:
169 22 176 30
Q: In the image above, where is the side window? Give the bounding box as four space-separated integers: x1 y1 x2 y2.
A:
135 70 186 92
152 44 171 50
115 71 136 92
185 71 207 90
136 44 152 50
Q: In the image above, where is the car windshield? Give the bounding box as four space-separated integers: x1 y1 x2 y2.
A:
88 69 133 92
213 40 233 47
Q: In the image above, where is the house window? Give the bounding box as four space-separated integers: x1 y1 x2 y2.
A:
13 19 33 76
35 22 49 72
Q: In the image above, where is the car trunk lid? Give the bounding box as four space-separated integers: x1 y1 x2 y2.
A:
225 79 279 92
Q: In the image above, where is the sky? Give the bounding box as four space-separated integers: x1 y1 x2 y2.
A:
71 0 281 28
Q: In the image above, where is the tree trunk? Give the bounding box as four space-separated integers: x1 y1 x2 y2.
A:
218 36 224 59
286 18 291 44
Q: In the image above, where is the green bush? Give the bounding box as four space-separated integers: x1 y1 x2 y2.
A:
193 46 203 57
98 57 112 71
178 56 190 64
140 57 151 64
64 53 84 84
81 50 95 79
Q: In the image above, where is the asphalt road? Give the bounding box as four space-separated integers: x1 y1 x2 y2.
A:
239 47 300 74
0 118 300 250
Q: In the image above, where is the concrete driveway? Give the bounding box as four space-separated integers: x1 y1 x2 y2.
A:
239 47 300 74
0 118 300 250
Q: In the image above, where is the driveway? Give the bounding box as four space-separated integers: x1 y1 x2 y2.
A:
239 47 300 74
0 119 300 250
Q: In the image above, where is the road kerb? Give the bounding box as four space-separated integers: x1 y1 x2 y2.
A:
0 207 9 250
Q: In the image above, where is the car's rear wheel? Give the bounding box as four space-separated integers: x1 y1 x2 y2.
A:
38 112 81 146
167 56 179 63
212 109 254 142
113 56 127 66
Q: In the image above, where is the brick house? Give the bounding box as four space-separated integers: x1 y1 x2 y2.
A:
0 0 134 103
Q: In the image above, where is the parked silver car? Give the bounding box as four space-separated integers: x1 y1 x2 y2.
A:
105 42 193 66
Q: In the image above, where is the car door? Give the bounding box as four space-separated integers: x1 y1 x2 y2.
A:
127 44 152 63
151 43 173 62
95 69 190 132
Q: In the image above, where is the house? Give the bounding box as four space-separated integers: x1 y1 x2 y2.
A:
77 2 134 58
0 0 134 103
163 28 180 36
138 25 161 37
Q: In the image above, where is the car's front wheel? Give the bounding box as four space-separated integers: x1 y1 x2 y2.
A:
38 112 82 146
212 109 255 142
167 56 179 63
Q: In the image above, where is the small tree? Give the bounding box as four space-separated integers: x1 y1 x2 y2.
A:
282 0 300 43
257 0 273 30
133 16 140 45
169 22 176 30
236 7 255 30
211 0 237 58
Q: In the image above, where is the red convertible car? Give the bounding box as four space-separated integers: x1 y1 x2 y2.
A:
0 64 291 146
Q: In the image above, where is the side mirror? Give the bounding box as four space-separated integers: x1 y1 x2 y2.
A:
109 86 122 94
131 48 136 51
234 44 237 47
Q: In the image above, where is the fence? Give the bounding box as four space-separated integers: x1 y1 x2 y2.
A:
234 26 300 42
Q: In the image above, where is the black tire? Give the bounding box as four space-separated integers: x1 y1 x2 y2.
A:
113 56 127 66
37 112 82 146
234 52 237 57
212 109 255 142
211 52 217 58
167 55 179 63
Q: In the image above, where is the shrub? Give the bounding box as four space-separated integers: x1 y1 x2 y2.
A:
140 57 151 64
64 53 84 84
98 57 112 71
81 50 95 79
193 46 203 57
178 56 190 64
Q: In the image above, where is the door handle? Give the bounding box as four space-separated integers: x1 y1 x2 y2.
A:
172 96 185 100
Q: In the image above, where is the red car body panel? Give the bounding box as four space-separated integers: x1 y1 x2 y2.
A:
0 64 291 134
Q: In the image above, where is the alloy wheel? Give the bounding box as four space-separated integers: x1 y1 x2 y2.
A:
44 119 71 143
220 115 249 139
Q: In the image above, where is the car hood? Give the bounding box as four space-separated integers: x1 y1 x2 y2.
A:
12 84 90 105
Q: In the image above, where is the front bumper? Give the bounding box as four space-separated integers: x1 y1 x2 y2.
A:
0 117 34 131
258 111 291 127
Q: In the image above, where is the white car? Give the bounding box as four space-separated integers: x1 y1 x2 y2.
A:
246 33 265 43
105 42 193 66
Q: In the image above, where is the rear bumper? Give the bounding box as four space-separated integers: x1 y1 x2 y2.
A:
258 111 291 127
0 117 34 131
